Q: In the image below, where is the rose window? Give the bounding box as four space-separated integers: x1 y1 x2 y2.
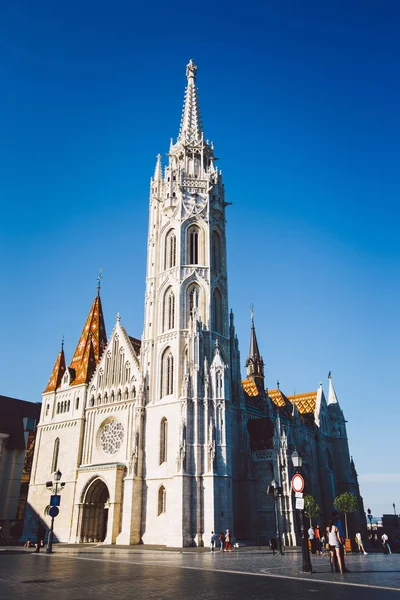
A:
100 420 124 455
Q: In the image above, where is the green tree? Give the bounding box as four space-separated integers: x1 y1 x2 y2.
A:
304 495 320 527
334 492 358 539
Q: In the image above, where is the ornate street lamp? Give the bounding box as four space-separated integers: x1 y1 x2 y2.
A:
268 479 284 555
45 470 64 554
291 450 312 573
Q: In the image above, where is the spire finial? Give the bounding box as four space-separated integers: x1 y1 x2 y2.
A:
61 335 64 350
250 303 254 324
186 59 197 82
154 154 162 181
97 269 103 296
328 370 332 379
117 312 121 322
277 379 280 390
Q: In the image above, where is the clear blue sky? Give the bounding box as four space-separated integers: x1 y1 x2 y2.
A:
1 0 399 520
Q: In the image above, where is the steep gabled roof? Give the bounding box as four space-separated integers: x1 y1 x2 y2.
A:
44 346 66 393
242 378 259 397
69 294 107 386
287 391 317 415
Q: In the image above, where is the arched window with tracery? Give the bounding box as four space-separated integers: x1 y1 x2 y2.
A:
163 288 175 331
159 418 168 464
158 485 166 515
187 225 199 264
212 288 223 333
164 230 176 269
216 372 223 398
211 230 221 271
161 348 174 397
51 438 60 473
186 283 199 326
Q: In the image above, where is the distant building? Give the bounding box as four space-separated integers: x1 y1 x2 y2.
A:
23 60 365 547
0 395 40 541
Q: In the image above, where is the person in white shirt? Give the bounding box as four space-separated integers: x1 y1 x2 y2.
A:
355 532 367 554
308 525 315 554
382 533 391 554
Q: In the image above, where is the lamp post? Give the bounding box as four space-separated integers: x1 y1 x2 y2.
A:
268 479 284 555
46 469 64 554
291 450 312 573
367 508 373 531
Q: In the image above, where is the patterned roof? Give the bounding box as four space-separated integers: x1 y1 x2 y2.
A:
128 336 141 356
287 392 317 415
44 348 66 393
69 294 107 386
267 389 287 408
242 378 259 397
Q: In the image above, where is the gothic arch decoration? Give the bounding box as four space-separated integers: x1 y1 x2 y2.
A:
162 287 175 332
186 282 200 326
211 229 222 271
158 485 166 515
51 437 60 473
164 229 177 269
79 476 110 543
160 347 174 398
97 417 124 455
186 224 200 265
159 417 168 464
212 288 223 334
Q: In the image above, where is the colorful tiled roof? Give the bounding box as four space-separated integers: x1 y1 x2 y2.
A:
287 392 317 415
267 389 287 408
44 348 66 393
242 378 259 397
69 295 107 386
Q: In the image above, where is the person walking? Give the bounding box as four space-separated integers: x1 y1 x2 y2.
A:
210 531 218 552
355 532 367 554
219 531 225 551
224 529 232 551
382 533 391 554
35 520 46 553
326 520 343 574
308 524 315 554
314 525 321 554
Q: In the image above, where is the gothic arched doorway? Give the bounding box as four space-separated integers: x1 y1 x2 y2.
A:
80 478 110 543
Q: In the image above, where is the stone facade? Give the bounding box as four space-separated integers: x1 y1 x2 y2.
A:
23 61 365 547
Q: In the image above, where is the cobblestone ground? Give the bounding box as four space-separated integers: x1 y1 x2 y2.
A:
0 548 399 599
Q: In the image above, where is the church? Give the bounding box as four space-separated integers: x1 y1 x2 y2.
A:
23 60 364 547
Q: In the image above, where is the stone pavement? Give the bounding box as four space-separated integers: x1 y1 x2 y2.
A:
2 545 400 592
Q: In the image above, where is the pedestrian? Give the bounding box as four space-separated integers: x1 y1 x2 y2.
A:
320 533 326 554
326 520 343 574
308 524 315 554
355 532 367 554
224 529 232 551
314 525 321 554
219 531 225 551
210 531 218 552
269 538 277 555
23 538 32 548
382 533 391 554
35 520 46 553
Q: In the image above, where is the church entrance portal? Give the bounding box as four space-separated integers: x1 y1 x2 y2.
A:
80 478 110 543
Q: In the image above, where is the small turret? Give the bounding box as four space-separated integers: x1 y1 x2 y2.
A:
43 337 66 393
245 304 264 393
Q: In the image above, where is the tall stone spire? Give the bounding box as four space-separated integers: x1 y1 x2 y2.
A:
178 59 203 142
245 305 264 389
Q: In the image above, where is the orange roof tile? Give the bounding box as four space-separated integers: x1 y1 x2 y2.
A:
287 392 317 415
44 348 66 393
242 378 259 397
267 389 287 407
69 295 107 386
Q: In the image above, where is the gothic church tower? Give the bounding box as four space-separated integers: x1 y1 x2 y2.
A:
141 60 240 546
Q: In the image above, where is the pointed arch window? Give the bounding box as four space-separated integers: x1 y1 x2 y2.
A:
186 283 199 326
163 288 175 331
159 418 168 464
187 225 199 264
51 438 60 473
216 372 223 398
158 485 166 515
161 348 174 397
211 231 221 271
212 289 223 334
165 230 176 269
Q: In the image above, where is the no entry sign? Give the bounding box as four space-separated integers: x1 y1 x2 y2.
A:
291 473 304 493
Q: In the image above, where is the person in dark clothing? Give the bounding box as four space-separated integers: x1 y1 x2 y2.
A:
35 521 46 553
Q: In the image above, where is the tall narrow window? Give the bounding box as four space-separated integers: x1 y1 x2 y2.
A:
187 284 199 326
51 438 60 473
213 289 223 333
163 289 175 331
165 231 176 269
212 231 221 271
161 349 174 397
158 486 166 515
187 226 199 264
159 418 168 464
216 372 223 398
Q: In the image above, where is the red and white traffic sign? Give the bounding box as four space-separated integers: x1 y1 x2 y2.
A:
291 473 304 493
